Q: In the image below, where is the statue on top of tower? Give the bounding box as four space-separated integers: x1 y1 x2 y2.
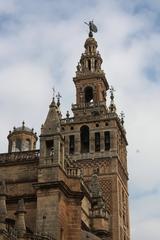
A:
84 20 98 37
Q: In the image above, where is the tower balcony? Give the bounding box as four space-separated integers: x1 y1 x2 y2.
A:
71 101 107 110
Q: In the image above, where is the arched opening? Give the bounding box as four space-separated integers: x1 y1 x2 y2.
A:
80 125 89 153
69 135 75 154
88 59 91 71
95 132 100 152
25 139 31 151
95 60 97 70
104 131 110 150
15 139 21 152
84 86 93 103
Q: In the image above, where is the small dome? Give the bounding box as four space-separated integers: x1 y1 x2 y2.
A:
13 121 33 133
14 126 32 132
81 230 101 240
84 37 97 49
7 121 37 153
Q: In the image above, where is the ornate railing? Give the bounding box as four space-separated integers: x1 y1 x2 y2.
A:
71 101 107 110
0 150 40 164
67 167 81 177
61 117 74 124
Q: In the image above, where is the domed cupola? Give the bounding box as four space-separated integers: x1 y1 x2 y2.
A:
76 37 103 75
7 121 37 153
84 37 98 51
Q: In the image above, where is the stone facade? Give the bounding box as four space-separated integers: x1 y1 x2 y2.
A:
0 27 130 240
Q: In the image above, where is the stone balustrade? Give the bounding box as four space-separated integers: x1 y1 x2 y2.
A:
0 150 40 164
66 167 80 177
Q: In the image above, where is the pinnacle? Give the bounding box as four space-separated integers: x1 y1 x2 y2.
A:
16 199 26 214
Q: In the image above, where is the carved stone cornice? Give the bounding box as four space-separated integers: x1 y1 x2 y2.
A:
33 181 84 200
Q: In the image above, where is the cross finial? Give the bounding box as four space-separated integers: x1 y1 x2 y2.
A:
56 92 62 107
52 87 55 98
56 92 61 99
66 110 70 119
22 121 25 129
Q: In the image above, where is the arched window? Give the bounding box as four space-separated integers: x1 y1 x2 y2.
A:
95 132 100 152
16 139 21 152
104 131 110 150
69 135 75 154
25 139 31 151
88 59 91 71
84 86 93 103
80 125 89 153
95 60 97 70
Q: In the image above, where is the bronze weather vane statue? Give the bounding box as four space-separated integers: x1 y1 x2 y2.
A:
84 20 98 37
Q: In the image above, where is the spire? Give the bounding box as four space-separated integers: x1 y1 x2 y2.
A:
109 86 116 112
16 199 26 213
50 87 56 107
56 92 61 107
0 181 7 230
22 121 25 129
15 199 26 237
41 92 61 136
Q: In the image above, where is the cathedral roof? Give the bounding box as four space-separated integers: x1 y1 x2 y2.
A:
81 230 101 240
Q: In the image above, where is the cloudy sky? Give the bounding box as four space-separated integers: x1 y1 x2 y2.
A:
0 0 160 239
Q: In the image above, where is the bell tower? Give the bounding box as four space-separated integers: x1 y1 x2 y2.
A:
61 22 130 240
72 34 109 120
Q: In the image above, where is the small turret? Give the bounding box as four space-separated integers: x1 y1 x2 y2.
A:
15 199 26 237
8 121 38 153
76 37 103 75
72 24 109 118
41 97 60 136
39 95 64 173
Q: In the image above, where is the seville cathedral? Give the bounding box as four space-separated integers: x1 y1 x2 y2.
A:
0 23 130 240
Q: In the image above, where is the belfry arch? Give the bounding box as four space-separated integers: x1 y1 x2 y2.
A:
80 125 89 153
84 86 93 103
